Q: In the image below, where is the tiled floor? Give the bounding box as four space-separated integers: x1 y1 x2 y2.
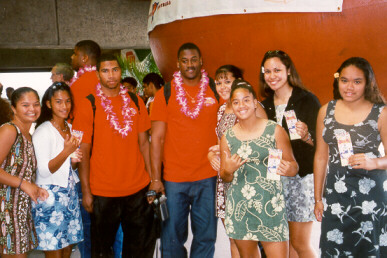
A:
28 220 321 257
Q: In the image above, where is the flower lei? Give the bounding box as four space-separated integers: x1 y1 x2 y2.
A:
173 69 209 119
96 83 137 137
69 65 97 86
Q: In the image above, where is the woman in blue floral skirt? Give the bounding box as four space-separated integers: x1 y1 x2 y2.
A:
32 82 83 257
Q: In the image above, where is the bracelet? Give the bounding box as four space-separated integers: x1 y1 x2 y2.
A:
303 132 312 142
315 199 322 204
151 179 160 182
18 178 23 189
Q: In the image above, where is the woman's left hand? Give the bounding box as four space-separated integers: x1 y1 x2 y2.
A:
295 121 309 140
349 153 376 170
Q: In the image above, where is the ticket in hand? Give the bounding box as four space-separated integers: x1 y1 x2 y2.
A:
335 129 354 167
70 130 84 158
267 148 282 181
71 130 84 142
284 110 301 140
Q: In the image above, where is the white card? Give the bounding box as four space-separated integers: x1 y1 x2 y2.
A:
267 148 282 181
284 110 301 140
335 129 354 167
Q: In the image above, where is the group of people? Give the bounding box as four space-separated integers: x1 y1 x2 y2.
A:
0 40 386 258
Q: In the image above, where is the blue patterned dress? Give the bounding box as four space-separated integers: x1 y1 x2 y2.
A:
32 170 83 250
320 100 387 257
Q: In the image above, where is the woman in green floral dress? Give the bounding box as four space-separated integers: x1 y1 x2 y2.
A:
220 79 298 257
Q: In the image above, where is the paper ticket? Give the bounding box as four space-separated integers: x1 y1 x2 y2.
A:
267 148 282 181
70 130 83 158
284 110 301 140
335 129 354 167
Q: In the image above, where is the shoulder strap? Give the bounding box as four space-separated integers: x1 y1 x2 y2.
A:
164 82 171 105
86 94 96 116
7 122 20 146
86 94 96 155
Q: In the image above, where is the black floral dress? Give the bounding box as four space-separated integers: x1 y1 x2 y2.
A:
320 101 387 257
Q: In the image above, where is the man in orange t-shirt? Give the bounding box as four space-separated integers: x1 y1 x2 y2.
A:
70 40 101 119
150 43 219 257
69 39 100 257
73 54 156 257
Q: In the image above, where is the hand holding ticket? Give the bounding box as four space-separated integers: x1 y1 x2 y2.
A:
334 129 354 167
267 148 282 181
284 110 301 140
70 130 83 159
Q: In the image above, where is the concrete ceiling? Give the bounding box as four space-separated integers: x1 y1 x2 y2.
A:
0 0 151 70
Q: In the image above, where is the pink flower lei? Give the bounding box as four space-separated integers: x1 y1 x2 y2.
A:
69 65 97 86
173 69 209 119
96 83 137 137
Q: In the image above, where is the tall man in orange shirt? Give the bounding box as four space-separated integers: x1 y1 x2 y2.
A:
70 40 101 116
70 39 100 258
150 43 219 257
73 54 156 257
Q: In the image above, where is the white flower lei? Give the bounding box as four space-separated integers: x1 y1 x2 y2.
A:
69 65 97 86
173 69 209 119
96 83 137 137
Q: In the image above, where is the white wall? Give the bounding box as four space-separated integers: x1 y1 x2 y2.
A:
0 72 52 100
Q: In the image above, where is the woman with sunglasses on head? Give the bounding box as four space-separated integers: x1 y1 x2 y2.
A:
32 82 83 258
314 57 387 257
260 50 321 258
0 87 48 257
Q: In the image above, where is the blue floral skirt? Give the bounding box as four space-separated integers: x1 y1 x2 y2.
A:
32 171 83 250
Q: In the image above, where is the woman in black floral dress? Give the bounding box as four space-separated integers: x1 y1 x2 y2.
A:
314 57 387 257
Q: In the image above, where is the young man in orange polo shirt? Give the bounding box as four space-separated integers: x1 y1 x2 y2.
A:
70 39 100 258
150 43 219 257
70 40 101 117
73 54 156 257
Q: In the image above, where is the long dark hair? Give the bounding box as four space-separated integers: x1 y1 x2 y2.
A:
259 50 307 98
36 82 73 128
333 57 385 104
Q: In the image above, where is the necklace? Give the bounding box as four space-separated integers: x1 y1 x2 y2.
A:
173 69 209 119
69 65 97 86
182 87 196 103
96 83 137 137
51 120 69 133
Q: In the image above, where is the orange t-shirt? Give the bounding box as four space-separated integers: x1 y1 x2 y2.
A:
72 91 151 197
151 80 219 182
71 71 99 117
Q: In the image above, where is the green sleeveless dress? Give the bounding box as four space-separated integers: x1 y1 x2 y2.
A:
224 120 289 242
